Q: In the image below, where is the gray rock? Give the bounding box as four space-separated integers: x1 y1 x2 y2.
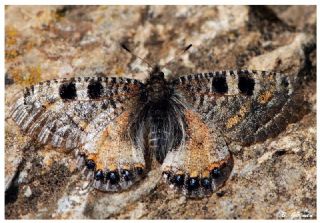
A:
5 5 316 219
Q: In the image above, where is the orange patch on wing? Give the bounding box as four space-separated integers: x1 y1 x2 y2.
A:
184 110 213 147
206 155 232 171
107 163 118 171
183 109 214 176
133 163 145 169
87 153 104 170
201 170 211 178
174 170 184 175
258 90 273 104
121 164 131 170
91 111 133 170
190 171 199 178
226 102 250 129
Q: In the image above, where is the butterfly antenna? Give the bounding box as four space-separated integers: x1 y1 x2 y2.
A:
163 44 192 67
120 43 154 70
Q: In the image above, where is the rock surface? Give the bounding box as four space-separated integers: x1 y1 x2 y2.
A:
5 6 316 219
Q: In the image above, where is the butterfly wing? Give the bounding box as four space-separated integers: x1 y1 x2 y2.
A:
171 70 306 146
10 76 144 149
78 105 147 192
160 70 306 197
161 108 233 197
11 76 148 191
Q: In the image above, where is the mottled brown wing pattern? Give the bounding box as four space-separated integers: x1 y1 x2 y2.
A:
9 68 307 197
11 75 148 192
161 109 233 197
77 107 147 192
10 76 144 149
159 69 306 197
172 70 305 146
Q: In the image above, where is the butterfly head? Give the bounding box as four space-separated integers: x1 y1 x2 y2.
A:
144 65 171 103
149 65 165 80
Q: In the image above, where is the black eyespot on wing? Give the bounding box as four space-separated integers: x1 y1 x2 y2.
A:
171 174 185 187
210 167 222 179
106 171 120 184
94 170 104 181
121 169 133 181
59 81 77 100
87 79 104 99
186 177 200 190
85 159 96 170
238 74 255 96
212 75 228 93
201 178 212 189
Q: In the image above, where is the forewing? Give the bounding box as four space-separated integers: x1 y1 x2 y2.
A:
10 76 144 149
172 70 306 145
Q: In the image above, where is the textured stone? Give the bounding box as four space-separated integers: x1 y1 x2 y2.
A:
5 5 316 219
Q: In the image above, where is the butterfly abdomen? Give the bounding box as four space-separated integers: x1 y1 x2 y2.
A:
143 99 185 164
148 130 169 162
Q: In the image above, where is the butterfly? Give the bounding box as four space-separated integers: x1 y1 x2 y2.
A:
10 56 305 198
